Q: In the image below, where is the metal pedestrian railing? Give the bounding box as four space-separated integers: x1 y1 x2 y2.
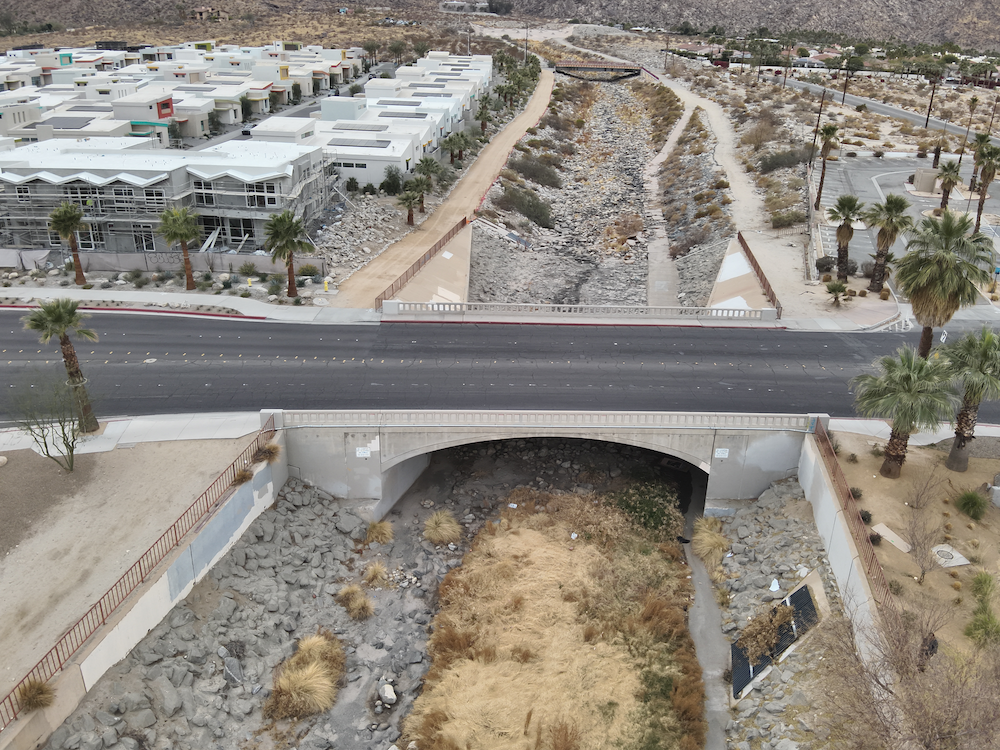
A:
374 217 468 310
737 231 784 319
0 415 277 731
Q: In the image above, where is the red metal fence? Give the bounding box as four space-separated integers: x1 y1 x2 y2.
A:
814 420 897 610
737 231 783 319
374 217 468 310
0 415 277 731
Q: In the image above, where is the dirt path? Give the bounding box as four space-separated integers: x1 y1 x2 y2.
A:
331 70 555 309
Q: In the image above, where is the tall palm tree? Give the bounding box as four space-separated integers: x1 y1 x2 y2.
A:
896 210 992 358
454 131 470 161
156 207 199 290
22 299 100 433
827 194 865 282
415 156 443 185
406 175 432 213
936 160 961 211
851 346 958 478
440 133 460 164
864 194 913 293
264 210 313 299
398 191 419 226
942 327 1000 472
813 124 839 211
49 202 88 286
957 96 979 169
974 144 1000 232
968 132 992 191
476 100 492 133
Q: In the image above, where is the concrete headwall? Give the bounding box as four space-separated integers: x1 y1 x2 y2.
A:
797 434 877 634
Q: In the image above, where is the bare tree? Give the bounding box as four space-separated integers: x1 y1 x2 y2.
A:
13 379 83 472
905 474 944 584
818 603 1000 749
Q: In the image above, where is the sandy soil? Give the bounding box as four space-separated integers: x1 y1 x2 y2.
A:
831 430 1000 650
0 436 254 695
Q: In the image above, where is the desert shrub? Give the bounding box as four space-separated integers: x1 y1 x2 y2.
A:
691 516 728 566
860 509 872 524
493 185 553 228
869 531 883 546
771 210 806 228
238 261 258 276
966 603 1000 645
363 560 388 587
713 178 730 189
366 519 394 544
231 468 254 486
850 487 864 500
345 176 359 192
380 165 404 195
285 630 345 676
847 453 859 463
337 584 375 620
265 662 336 719
888 579 904 596
740 604 794 663
971 572 996 601
816 256 836 273
16 680 54 712
424 510 462 545
298 263 320 277
759 147 810 173
605 482 683 538
956 490 989 521
252 443 281 464
362 182 377 195
509 156 562 187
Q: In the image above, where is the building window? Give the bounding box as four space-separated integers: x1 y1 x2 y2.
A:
64 185 97 208
355 163 366 168
200 215 224 246
112 186 135 213
97 89 110 95
194 180 215 206
15 186 30 203
228 218 254 245
144 188 165 210
341 162 354 168
48 230 62 246
246 182 278 208
134 224 155 252
77 224 105 250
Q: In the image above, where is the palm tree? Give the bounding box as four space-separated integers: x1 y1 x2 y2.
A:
398 191 419 225
813 124 839 211
827 194 865 282
440 133 460 164
968 132 991 191
49 202 88 286
864 194 913 293
362 40 380 66
413 40 430 59
957 96 979 169
388 40 407 66
896 210 993 358
942 327 1000 472
406 175 432 213
264 210 313 298
156 207 199 290
851 346 958 478
415 156 444 185
454 131 470 161
22 299 100 433
476 100 492 133
974 144 1000 233
936 159 961 210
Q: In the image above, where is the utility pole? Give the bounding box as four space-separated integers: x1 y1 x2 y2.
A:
524 23 529 63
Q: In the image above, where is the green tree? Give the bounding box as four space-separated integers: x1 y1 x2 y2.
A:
476 100 492 133
239 94 252 122
974 144 1000 232
157 207 199 290
897 210 993 358
269 90 281 111
827 194 865 282
864 194 913 293
207 110 222 135
362 39 380 65
936 159 961 210
440 133 461 163
406 175 432 213
22 299 100 433
398 191 419 225
797 47 809 58
415 155 444 185
852 347 958 478
942 327 1000 471
264 210 313 298
49 202 88 286
413 40 430 59
388 40 407 65
291 82 302 105
814 124 839 211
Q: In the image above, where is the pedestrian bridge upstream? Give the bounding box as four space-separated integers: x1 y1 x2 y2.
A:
270 410 824 517
554 60 645 81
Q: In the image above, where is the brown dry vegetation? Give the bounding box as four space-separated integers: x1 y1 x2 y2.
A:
264 629 344 722
404 491 704 750
629 81 684 150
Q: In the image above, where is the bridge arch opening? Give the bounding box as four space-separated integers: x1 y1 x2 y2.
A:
383 436 708 520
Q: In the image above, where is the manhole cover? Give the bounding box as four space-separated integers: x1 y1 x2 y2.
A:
936 549 954 560
143 358 157 364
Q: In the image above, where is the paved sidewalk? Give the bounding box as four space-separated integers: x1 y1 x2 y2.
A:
0 411 261 454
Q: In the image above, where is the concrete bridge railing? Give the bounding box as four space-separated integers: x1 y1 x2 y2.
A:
272 410 823 518
381 301 779 323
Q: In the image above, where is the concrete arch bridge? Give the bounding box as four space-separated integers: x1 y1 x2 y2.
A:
270 410 824 518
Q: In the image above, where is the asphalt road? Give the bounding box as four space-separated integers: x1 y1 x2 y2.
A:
6 312 988 422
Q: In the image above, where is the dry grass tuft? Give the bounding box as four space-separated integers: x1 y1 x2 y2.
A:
264 662 336 720
366 519 394 545
691 516 728 566
231 467 254 486
16 680 54 711
253 442 282 464
285 630 345 678
363 560 388 588
511 646 536 663
550 721 582 750
335 584 362 605
741 605 795 664
346 593 375 620
424 510 462 545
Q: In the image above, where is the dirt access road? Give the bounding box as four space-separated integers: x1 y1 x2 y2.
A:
331 70 555 309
